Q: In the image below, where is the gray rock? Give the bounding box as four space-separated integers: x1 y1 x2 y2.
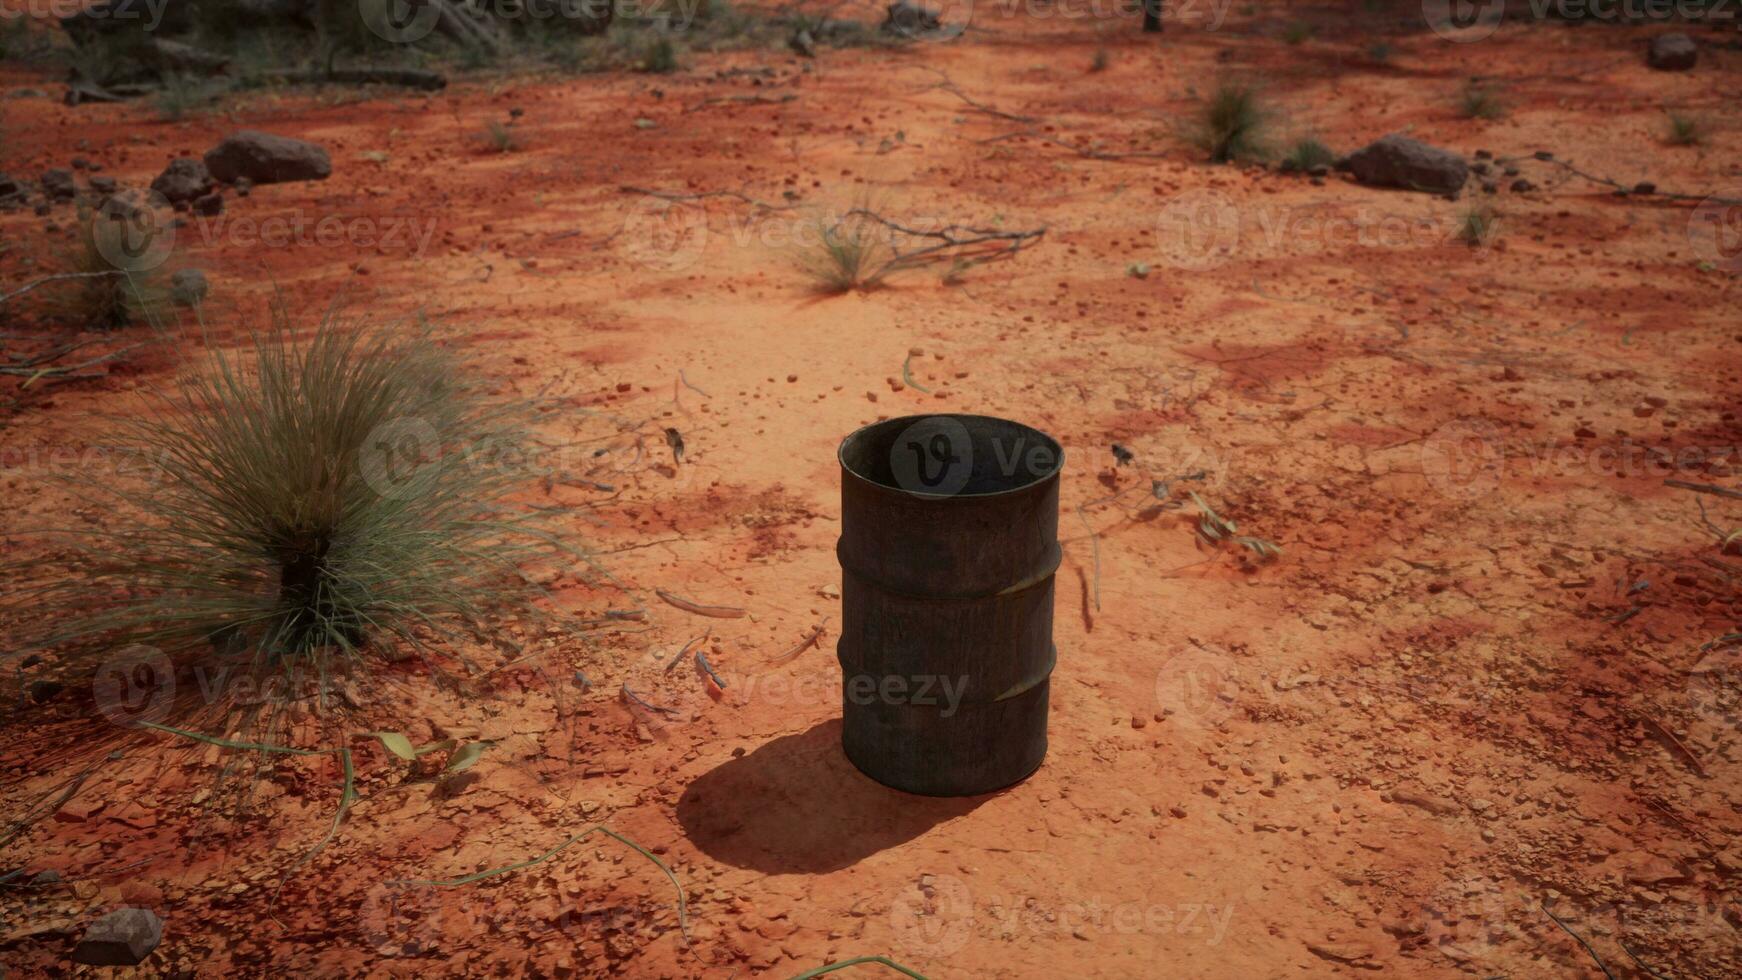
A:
190 192 223 217
882 1 941 36
0 173 20 199
40 168 76 200
71 908 162 967
170 269 209 307
203 131 331 185
150 158 212 204
88 176 117 193
1344 134 1468 196
1648 34 1696 71
790 29 817 58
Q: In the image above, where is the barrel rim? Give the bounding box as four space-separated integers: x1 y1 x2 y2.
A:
837 413 1065 501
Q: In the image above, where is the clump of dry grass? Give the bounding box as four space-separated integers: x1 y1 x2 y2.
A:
1457 81 1506 121
6 306 581 744
797 211 895 293
42 204 176 330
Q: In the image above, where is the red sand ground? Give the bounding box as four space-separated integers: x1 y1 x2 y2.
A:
3 4 1741 977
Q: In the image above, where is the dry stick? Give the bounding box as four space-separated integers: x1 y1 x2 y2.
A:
620 682 682 717
1665 479 1742 501
1 343 149 388
788 957 929 980
923 78 1036 123
1616 938 1673 980
974 129 1171 161
664 632 710 673
769 621 826 665
900 353 933 394
1639 714 1708 778
0 271 123 306
1539 903 1617 980
685 93 798 113
656 588 747 619
844 209 1046 281
620 185 798 213
388 822 689 941
1504 156 1742 206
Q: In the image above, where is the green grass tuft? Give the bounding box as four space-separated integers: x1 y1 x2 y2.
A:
1190 80 1272 164
1283 137 1336 172
1282 22 1313 45
1664 112 1707 146
1458 204 1499 247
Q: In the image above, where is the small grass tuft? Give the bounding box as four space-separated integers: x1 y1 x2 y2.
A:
1282 137 1336 173
1189 79 1272 164
481 118 524 153
1282 22 1313 45
42 205 175 331
1457 81 1506 121
798 211 894 293
1457 204 1499 247
1090 47 1109 72
1664 112 1707 146
639 36 679 73
1366 41 1392 63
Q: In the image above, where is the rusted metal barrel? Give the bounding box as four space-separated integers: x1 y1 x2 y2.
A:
836 414 1063 796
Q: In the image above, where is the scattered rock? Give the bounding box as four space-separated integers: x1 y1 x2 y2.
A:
71 908 162 967
203 130 332 185
150 157 214 204
882 1 942 36
170 269 210 307
1626 857 1690 887
1648 34 1696 71
1510 178 1535 193
1389 790 1460 816
32 869 63 886
1344 134 1468 196
1306 941 1375 966
233 176 253 198
789 29 817 58
191 192 224 217
41 168 77 200
26 679 64 703
1633 181 1656 196
0 172 20 200
88 176 117 194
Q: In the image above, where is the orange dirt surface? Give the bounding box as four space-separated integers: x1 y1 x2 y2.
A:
3 4 1741 978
